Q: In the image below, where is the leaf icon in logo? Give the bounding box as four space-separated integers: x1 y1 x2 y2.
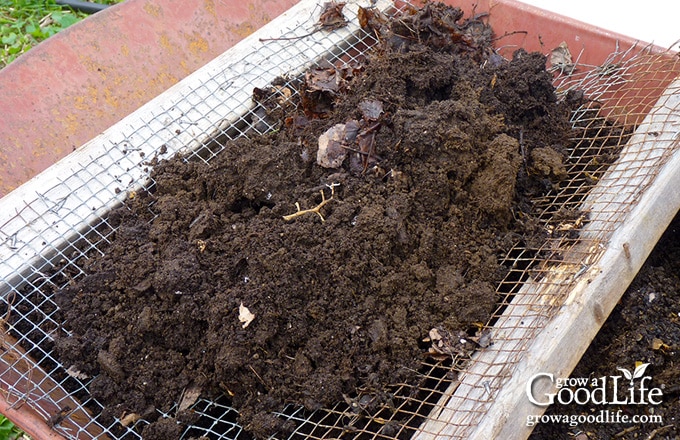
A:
617 363 650 385
633 363 650 380
617 367 633 381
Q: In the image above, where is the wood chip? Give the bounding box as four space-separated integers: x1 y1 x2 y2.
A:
238 303 256 328
120 412 141 427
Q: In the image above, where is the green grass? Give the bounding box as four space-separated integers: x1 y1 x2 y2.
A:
0 414 27 440
0 0 122 68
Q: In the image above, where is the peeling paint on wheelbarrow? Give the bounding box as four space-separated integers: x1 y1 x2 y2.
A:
0 0 296 198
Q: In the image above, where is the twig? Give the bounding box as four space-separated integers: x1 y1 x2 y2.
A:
614 425 639 437
645 424 673 440
283 184 338 222
259 30 320 42
248 365 269 391
260 1 347 42
491 30 528 42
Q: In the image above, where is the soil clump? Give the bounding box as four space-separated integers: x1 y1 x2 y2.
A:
52 3 574 438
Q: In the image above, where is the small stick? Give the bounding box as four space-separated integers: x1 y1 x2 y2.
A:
614 425 639 438
259 30 320 42
260 2 347 42
283 184 338 222
491 30 528 42
340 144 383 161
248 365 270 391
645 424 673 440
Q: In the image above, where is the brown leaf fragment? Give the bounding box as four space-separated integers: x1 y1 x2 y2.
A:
300 61 362 118
357 130 376 158
387 2 475 52
358 99 383 121
318 1 347 31
358 6 370 30
285 114 310 136
252 85 293 108
343 119 361 143
306 67 342 93
301 66 342 118
426 326 476 358
550 41 575 74
358 6 388 34
179 384 202 412
317 123 352 168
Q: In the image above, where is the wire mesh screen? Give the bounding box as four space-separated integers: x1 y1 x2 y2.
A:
1 0 680 439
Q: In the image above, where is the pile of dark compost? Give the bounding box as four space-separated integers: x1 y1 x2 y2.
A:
51 2 576 438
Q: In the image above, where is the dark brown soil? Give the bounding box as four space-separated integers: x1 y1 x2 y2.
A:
51 3 574 438
529 213 680 440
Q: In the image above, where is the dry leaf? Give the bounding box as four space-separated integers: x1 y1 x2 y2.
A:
317 122 360 168
426 326 476 357
358 99 383 121
306 67 341 93
239 303 256 328
179 385 202 412
358 6 371 30
318 1 347 30
358 6 387 33
550 41 574 74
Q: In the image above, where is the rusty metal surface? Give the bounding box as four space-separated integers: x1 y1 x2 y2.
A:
0 0 296 198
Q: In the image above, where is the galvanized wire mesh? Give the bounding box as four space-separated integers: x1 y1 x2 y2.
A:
415 44 680 439
1 1 680 439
